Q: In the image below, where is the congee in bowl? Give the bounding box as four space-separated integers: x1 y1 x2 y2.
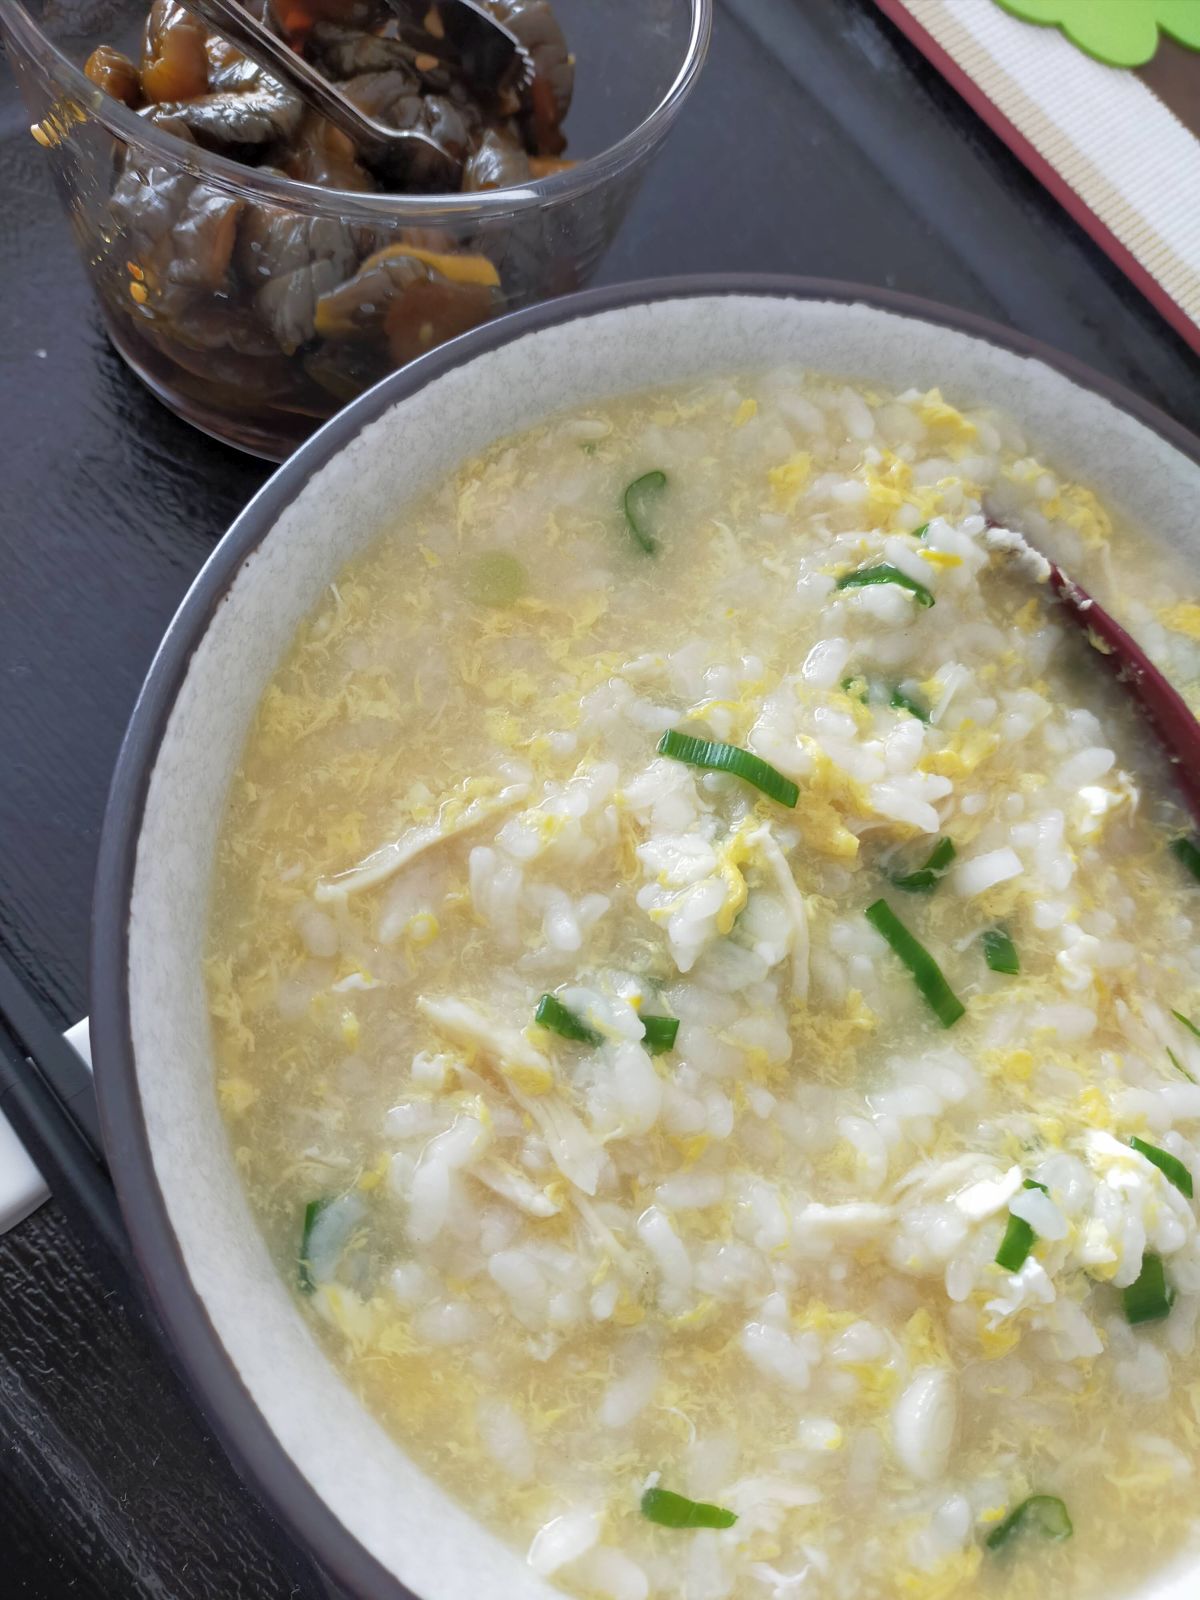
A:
205 368 1200 1599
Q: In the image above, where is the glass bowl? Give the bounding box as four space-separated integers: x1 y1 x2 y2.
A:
2 0 710 459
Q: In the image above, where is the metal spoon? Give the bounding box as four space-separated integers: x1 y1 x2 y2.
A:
186 0 464 189
987 521 1200 828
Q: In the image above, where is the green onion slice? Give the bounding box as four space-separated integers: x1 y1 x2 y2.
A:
890 686 930 722
995 1214 1035 1272
841 674 870 705
623 470 667 555
982 928 1020 975
1124 1253 1175 1325
640 1487 737 1530
865 899 965 1027
1130 1136 1194 1198
641 1015 679 1055
466 550 527 606
1171 836 1200 883
986 1495 1073 1551
840 676 930 720
657 729 799 808
891 837 956 892
298 1198 330 1294
837 563 935 608
1172 1010 1200 1042
534 993 602 1047
995 1177 1051 1271
911 522 930 539
1169 1047 1197 1084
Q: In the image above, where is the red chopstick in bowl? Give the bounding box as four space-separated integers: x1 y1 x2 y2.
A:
1043 557 1200 829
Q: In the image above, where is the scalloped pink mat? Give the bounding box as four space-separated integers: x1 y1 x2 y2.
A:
875 0 1200 355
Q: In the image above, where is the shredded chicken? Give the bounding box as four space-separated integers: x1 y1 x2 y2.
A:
753 824 811 1002
315 782 529 901
472 1157 562 1218
416 995 608 1196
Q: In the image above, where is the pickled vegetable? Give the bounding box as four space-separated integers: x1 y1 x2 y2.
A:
80 0 577 447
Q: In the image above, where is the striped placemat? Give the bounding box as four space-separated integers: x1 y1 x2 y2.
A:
876 0 1200 354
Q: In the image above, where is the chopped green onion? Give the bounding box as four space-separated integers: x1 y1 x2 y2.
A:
657 729 799 808
1172 1010 1200 1042
995 1214 1035 1272
982 928 1020 975
298 1198 330 1294
466 550 527 606
1130 1136 1194 1198
985 1495 1073 1551
891 837 956 892
1169 1047 1197 1084
1171 836 1200 883
1124 1253 1175 1325
994 1179 1049 1273
623 470 667 555
837 563 935 607
889 686 930 722
911 522 930 539
840 676 930 719
641 1015 679 1055
841 674 870 705
640 1487 737 1530
534 993 602 1047
865 899 965 1027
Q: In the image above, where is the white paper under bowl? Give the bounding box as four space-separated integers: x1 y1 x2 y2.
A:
91 278 1200 1600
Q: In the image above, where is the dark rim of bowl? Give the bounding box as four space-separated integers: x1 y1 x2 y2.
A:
91 274 1200 1600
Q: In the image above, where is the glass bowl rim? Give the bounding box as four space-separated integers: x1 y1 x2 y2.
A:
4 0 712 221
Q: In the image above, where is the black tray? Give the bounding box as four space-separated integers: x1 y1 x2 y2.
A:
1 0 1197 1594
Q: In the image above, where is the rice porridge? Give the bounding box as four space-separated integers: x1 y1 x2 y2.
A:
207 372 1200 1599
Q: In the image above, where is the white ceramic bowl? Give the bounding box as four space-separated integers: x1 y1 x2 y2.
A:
92 279 1200 1600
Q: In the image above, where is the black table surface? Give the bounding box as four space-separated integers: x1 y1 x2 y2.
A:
1 0 1197 1593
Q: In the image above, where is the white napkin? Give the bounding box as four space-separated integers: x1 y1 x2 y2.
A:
0 1018 91 1233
